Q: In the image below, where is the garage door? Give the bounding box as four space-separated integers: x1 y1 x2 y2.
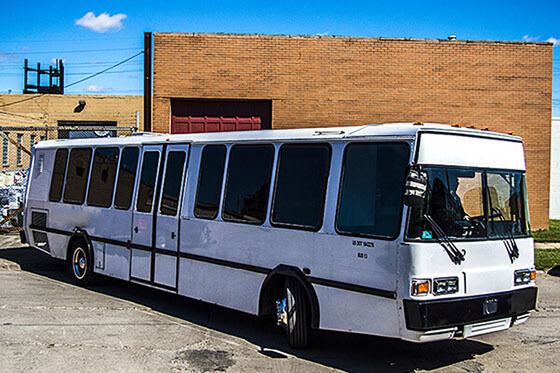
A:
171 116 261 134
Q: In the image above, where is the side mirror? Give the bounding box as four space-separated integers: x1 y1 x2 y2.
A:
403 166 428 207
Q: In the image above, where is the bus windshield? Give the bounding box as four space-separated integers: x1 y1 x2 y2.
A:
406 167 530 240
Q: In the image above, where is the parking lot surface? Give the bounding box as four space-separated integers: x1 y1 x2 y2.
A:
1 235 559 372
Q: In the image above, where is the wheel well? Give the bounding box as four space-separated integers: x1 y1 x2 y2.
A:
258 265 320 328
66 231 91 263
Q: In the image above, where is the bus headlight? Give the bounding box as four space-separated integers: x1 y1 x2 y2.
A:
433 277 459 295
514 269 536 285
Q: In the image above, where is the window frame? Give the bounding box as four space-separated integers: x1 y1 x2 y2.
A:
135 150 161 214
194 144 227 220
114 146 140 211
335 141 411 241
269 142 332 232
221 143 275 226
62 147 93 205
48 148 69 203
86 147 120 208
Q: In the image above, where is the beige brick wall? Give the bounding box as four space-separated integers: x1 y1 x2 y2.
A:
153 33 552 229
0 94 142 171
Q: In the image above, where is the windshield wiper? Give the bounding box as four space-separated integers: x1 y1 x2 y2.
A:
423 214 466 265
491 207 519 263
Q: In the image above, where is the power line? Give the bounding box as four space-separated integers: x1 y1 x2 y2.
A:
64 51 143 89
0 51 144 108
1 47 139 55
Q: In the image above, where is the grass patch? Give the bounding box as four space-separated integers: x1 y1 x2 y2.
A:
531 219 560 243
534 248 560 270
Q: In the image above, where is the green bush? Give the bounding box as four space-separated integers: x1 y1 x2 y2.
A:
534 248 560 270
531 219 560 243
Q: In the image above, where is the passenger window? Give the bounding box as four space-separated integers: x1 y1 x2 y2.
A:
223 145 274 224
271 144 331 230
337 143 410 238
114 147 139 210
136 151 159 213
194 145 226 219
87 148 119 207
49 148 68 202
63 148 92 204
160 151 186 216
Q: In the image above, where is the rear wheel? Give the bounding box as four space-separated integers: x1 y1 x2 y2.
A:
284 278 309 348
69 239 98 286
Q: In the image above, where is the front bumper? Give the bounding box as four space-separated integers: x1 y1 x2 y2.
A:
403 287 537 331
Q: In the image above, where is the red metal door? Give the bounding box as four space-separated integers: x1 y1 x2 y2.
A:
171 116 261 134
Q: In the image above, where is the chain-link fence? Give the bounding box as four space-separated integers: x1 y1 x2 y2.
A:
0 125 137 232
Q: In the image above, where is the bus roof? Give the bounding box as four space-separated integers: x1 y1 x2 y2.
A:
33 122 522 149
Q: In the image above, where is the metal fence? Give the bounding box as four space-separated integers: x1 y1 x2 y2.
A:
0 125 138 232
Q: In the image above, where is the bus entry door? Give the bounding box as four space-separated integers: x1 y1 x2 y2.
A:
131 145 163 283
153 144 189 288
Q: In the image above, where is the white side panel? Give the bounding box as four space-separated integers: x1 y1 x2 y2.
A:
130 249 151 281
417 133 526 170
178 258 264 314
315 285 399 337
93 241 105 270
104 244 130 281
154 254 177 288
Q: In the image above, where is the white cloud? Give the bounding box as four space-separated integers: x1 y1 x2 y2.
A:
316 31 330 37
85 84 105 92
75 12 127 33
522 35 541 42
546 37 560 47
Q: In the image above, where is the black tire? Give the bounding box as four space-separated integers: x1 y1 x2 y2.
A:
68 239 98 286
285 277 309 348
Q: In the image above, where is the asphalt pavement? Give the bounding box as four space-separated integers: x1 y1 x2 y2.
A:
1 234 559 372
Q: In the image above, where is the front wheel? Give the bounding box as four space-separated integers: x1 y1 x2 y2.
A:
284 278 309 348
69 239 98 286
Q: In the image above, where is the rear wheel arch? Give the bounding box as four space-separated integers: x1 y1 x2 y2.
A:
258 264 320 329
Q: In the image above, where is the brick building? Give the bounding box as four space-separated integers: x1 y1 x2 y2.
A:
150 33 552 229
0 94 142 171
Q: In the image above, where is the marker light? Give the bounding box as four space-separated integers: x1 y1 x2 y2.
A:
433 277 459 295
411 280 430 296
514 269 535 286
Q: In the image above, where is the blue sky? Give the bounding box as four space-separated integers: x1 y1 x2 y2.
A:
0 1 558 115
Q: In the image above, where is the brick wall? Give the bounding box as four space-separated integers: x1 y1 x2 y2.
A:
152 33 552 229
0 94 142 171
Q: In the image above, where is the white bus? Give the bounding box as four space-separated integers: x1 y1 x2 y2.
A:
22 123 537 348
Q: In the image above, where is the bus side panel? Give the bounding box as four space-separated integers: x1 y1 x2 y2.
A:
79 206 133 280
314 285 400 337
178 258 264 314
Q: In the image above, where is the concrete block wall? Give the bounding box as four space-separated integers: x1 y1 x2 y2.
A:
152 33 552 229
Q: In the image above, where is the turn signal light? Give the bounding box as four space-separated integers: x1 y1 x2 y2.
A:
411 280 430 296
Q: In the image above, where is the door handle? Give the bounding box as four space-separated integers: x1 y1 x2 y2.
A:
134 226 138 233
171 232 176 239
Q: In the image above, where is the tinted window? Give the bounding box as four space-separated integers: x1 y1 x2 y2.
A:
160 151 186 216
136 151 159 213
63 148 92 204
87 148 119 207
114 147 139 210
272 144 331 230
223 145 274 224
194 146 226 219
49 149 68 202
337 143 409 238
